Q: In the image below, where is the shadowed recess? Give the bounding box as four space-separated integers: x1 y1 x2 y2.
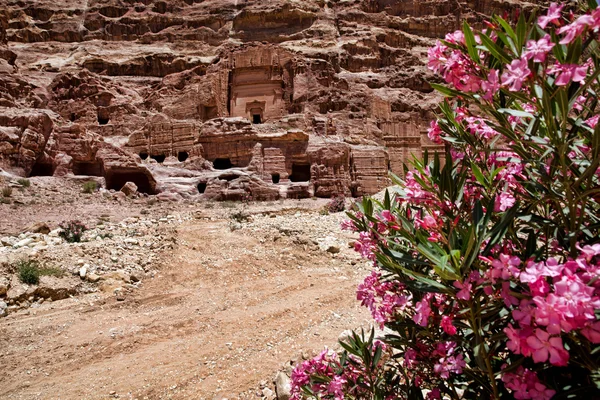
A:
105 170 155 194
289 163 311 182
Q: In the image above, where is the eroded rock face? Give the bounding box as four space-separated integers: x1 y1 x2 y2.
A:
0 0 545 199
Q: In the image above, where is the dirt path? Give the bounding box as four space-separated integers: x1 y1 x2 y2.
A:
0 213 370 399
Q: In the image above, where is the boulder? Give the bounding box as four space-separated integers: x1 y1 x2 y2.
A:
275 371 292 400
120 181 138 197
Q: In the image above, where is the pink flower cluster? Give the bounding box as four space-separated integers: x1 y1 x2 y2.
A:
290 344 386 400
290 349 343 400
502 366 556 400
484 246 600 367
432 341 466 379
428 40 482 92
357 270 411 327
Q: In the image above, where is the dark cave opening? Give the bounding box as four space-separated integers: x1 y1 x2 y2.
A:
213 158 233 170
197 182 207 194
29 162 55 177
289 163 311 182
105 170 154 194
271 173 280 184
252 114 262 124
178 152 189 162
139 152 149 160
150 154 166 163
98 115 109 125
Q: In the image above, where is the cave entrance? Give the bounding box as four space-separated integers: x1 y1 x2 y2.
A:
178 151 189 162
271 173 280 184
197 182 207 194
98 115 109 125
289 163 311 182
150 154 165 163
29 162 54 177
105 170 154 194
73 161 103 176
252 114 262 124
213 158 233 170
139 152 149 160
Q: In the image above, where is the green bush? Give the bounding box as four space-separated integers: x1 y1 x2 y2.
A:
17 260 64 285
17 178 30 188
17 260 40 285
2 187 12 197
82 181 97 194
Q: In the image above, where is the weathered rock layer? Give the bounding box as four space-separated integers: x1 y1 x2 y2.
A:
0 0 546 200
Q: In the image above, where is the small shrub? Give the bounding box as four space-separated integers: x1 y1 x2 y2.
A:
230 209 250 223
2 186 12 197
16 260 64 284
17 178 30 188
82 181 97 194
17 260 40 285
0 198 9 204
59 220 87 243
326 194 346 213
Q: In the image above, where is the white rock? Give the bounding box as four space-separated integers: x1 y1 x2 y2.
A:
13 238 34 248
79 265 88 279
275 371 291 400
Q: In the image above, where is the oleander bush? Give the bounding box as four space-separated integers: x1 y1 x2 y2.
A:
59 220 87 243
292 3 600 399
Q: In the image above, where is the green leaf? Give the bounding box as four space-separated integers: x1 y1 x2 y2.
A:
479 33 512 64
463 21 481 63
471 163 487 187
497 108 534 118
430 83 463 98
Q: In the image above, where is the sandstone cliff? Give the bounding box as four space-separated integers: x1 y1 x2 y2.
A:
0 0 547 200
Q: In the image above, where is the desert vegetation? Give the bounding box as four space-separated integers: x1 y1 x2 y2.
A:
291 3 600 399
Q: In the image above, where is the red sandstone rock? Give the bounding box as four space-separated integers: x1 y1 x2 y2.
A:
0 0 543 199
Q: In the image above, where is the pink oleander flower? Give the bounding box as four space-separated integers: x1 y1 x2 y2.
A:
427 388 442 400
444 30 465 45
434 353 466 379
413 296 432 327
357 270 410 327
354 232 377 261
427 120 443 144
341 219 358 231
538 3 563 29
495 190 515 212
502 58 531 92
441 315 457 335
523 35 554 63
505 323 534 357
582 321 600 343
481 69 500 101
327 375 346 400
573 95 587 111
558 14 595 44
501 58 531 91
427 41 448 74
453 280 472 301
487 253 522 283
585 115 599 129
502 367 556 400
547 63 588 86
526 328 569 366
465 116 499 139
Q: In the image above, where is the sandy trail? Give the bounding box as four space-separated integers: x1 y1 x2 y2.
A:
0 214 369 399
